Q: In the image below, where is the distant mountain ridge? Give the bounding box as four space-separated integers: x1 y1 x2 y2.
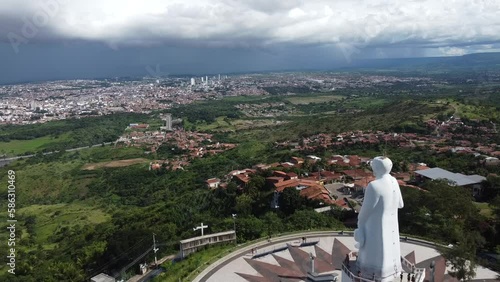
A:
347 52 500 71
3 52 500 85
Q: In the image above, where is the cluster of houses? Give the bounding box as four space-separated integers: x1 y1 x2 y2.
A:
206 156 341 205
277 117 500 166
275 131 414 151
207 152 488 209
116 126 237 170
205 155 394 208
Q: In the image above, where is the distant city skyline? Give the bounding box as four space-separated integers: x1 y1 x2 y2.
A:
1 0 500 84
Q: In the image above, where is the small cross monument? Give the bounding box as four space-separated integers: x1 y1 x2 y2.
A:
193 223 208 236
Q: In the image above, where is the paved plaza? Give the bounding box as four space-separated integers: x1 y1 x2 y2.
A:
197 233 499 282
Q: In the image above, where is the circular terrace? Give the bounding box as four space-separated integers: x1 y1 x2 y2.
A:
193 231 499 282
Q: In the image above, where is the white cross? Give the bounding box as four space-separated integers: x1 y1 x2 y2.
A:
193 222 208 236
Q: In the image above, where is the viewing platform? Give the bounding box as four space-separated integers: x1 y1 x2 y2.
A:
193 231 499 282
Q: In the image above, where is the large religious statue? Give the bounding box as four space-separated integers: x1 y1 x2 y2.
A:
354 156 404 281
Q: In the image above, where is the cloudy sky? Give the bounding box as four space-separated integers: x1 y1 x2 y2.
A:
1 0 500 83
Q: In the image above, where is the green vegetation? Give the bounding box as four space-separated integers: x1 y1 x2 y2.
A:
16 203 111 249
286 94 343 104
170 100 241 125
160 244 234 282
0 135 67 156
194 116 235 131
1 71 500 281
399 181 500 279
0 138 343 281
0 113 148 156
474 202 494 219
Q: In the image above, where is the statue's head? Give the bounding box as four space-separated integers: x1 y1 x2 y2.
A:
370 156 392 178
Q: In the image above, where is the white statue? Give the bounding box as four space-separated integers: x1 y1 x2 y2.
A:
354 156 404 281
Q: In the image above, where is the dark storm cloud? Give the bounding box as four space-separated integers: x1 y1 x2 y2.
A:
1 0 500 84
1 0 499 53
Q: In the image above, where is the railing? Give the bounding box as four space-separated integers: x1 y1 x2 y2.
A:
192 230 440 282
341 254 425 282
401 255 415 272
341 263 375 282
401 242 428 282
414 268 426 282
252 239 319 259
401 251 426 282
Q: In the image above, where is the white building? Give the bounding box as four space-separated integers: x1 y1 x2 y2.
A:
163 114 172 131
206 178 221 189
90 273 115 282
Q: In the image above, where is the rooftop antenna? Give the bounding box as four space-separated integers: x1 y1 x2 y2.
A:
317 165 321 181
383 136 388 157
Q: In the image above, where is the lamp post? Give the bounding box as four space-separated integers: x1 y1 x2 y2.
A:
429 260 435 282
232 214 237 244
310 253 316 274
153 233 159 267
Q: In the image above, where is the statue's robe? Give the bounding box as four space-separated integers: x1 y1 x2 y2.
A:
355 157 404 281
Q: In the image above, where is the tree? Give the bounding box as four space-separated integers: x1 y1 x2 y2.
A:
400 181 486 244
401 160 409 172
482 176 500 202
279 188 303 216
287 210 344 231
237 216 264 242
235 194 253 216
490 196 500 251
441 232 479 281
248 175 267 192
262 212 283 237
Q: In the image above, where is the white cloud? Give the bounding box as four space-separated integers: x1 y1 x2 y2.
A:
439 47 467 56
1 0 500 52
438 43 500 57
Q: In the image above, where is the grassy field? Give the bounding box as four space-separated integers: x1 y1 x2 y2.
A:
195 116 235 131
0 135 68 156
286 94 344 104
219 95 270 103
0 146 150 206
0 113 146 157
195 116 284 132
17 202 111 247
0 160 85 205
77 146 146 162
342 96 388 110
455 103 499 120
474 202 494 219
434 98 500 121
82 158 149 170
